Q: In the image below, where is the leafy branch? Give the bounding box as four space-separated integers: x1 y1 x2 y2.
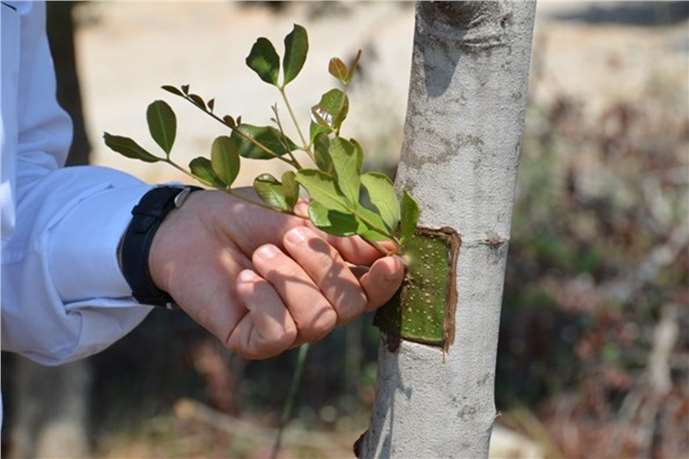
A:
104 24 419 257
103 23 422 457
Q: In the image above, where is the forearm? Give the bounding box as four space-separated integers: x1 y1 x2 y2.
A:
2 165 152 364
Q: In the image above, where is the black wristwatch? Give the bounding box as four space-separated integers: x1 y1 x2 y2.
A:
119 185 202 308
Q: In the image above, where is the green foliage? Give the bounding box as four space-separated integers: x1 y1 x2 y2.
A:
161 85 183 97
296 170 350 212
231 124 297 160
328 50 361 86
146 100 176 156
311 89 349 132
188 94 206 111
189 157 225 188
328 58 348 84
282 25 308 86
328 137 361 204
103 133 159 163
356 205 391 241
211 136 240 186
399 190 420 246
104 24 421 253
313 133 332 173
361 172 400 232
309 120 330 145
308 201 360 237
246 37 280 86
254 171 298 212
281 171 299 210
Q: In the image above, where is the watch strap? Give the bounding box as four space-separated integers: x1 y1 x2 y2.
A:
121 185 201 308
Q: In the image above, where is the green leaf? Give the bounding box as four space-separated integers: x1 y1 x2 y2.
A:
361 172 400 232
311 89 349 132
246 37 280 86
211 136 240 186
350 138 364 173
188 94 206 111
329 137 360 204
313 133 332 173
328 57 348 83
296 169 349 213
223 115 236 128
254 174 290 211
281 171 299 210
231 124 297 159
357 205 392 241
146 100 176 155
189 157 225 188
181 84 190 95
308 201 359 237
400 190 420 245
161 85 183 97
309 120 331 144
283 24 308 86
103 133 159 163
207 98 215 112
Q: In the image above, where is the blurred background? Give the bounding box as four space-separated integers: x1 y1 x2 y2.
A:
1 1 688 458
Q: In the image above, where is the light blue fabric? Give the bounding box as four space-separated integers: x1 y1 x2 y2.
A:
1 0 153 428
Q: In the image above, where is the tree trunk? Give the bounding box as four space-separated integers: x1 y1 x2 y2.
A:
360 2 536 458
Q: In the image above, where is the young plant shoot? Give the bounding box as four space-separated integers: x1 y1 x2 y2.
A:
104 25 460 457
104 25 419 258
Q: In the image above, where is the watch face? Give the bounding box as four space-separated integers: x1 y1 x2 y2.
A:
173 187 193 208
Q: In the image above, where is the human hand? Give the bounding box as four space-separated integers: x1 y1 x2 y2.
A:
148 188 404 359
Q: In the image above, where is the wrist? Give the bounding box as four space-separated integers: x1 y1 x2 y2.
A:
147 206 179 294
120 185 201 307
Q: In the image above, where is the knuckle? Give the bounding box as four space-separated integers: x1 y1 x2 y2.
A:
339 291 368 322
300 305 337 341
224 335 242 355
282 321 298 344
257 327 296 354
252 243 282 266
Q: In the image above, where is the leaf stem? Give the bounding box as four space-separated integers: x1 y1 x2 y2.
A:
173 92 298 168
278 87 311 157
163 158 199 181
271 104 303 169
164 157 286 213
226 189 285 212
270 343 310 459
367 238 395 257
353 209 395 243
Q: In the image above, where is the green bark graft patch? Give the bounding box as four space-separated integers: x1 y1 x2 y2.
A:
374 227 460 352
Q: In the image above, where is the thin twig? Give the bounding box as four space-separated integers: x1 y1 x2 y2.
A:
270 343 310 459
279 87 311 157
271 104 303 169
174 92 297 168
225 189 282 213
162 140 397 257
173 397 339 452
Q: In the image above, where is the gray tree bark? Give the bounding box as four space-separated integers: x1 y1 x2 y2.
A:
360 2 536 458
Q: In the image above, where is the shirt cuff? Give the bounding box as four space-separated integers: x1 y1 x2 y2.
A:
48 183 152 302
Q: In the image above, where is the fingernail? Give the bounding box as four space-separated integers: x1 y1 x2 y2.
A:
256 244 279 259
286 227 308 244
238 270 256 283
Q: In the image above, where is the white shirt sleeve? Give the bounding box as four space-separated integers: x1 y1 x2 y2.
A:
1 2 153 365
